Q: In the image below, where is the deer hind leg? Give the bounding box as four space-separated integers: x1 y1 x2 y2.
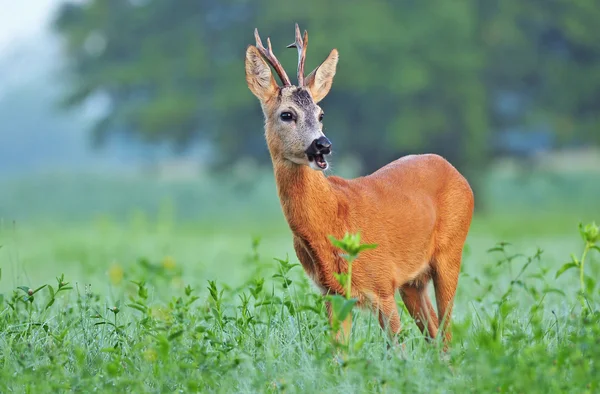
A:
376 295 401 345
432 246 463 349
400 283 439 340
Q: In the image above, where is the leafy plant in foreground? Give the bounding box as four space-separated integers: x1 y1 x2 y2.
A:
3 222 600 392
556 221 600 315
327 232 377 351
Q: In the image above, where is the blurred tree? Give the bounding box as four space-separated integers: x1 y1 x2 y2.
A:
54 0 258 152
481 0 600 147
54 0 600 206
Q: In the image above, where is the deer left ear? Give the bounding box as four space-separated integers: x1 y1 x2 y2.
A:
245 45 279 102
305 49 338 103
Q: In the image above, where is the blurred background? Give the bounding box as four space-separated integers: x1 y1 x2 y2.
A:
0 0 598 292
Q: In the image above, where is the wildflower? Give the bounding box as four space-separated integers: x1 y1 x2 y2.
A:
150 305 172 323
580 222 599 244
143 348 158 362
162 256 176 270
108 264 124 285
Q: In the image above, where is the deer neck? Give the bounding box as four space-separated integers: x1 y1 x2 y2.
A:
272 158 338 241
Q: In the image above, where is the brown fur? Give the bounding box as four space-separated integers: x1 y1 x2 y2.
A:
245 30 474 349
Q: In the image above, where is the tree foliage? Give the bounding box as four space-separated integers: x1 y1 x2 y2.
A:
54 0 600 184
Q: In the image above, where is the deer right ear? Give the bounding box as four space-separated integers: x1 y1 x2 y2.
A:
245 46 279 102
305 49 339 103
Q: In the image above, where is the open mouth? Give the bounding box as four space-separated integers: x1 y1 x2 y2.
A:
307 153 328 169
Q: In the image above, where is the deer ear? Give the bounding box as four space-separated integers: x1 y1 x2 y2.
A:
245 45 279 102
305 49 338 103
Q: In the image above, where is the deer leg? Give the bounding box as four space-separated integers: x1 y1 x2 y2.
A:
400 284 439 340
325 300 352 346
432 248 463 349
376 296 401 345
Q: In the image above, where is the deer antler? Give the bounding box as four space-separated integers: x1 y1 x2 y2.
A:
254 28 292 87
286 23 308 86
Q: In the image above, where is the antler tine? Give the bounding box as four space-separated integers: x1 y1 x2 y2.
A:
254 28 292 87
286 23 308 86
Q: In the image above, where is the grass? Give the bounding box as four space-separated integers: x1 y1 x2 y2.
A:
1 215 599 393
1 169 599 392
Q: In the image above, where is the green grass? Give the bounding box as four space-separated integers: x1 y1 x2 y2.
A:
1 215 600 393
1 169 599 392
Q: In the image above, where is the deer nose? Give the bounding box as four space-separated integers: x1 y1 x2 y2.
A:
314 136 332 154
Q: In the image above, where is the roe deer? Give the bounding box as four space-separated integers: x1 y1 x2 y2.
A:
244 23 474 348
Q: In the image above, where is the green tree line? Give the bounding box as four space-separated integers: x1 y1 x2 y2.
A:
53 0 600 191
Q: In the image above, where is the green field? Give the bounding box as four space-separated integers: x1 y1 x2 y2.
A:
1 171 599 392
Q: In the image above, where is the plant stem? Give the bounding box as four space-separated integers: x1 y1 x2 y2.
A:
579 244 590 311
346 257 354 300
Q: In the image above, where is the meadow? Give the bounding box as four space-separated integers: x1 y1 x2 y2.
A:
1 167 599 393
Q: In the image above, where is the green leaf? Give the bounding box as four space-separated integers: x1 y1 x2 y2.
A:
543 288 566 297
555 262 578 279
356 243 378 253
353 338 366 352
328 294 358 322
526 273 545 281
45 298 56 310
570 253 580 265
580 222 599 244
585 275 596 294
48 285 55 299
283 300 296 315
32 285 47 295
168 330 184 341
578 222 586 241
333 272 349 288
17 286 30 294
298 305 321 314
487 242 511 253
328 236 347 250
337 299 358 321
274 257 298 275
329 232 377 257
126 303 148 313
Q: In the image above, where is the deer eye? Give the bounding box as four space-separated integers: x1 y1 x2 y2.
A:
319 113 324 122
280 112 294 122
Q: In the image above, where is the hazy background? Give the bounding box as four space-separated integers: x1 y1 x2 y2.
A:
0 0 598 292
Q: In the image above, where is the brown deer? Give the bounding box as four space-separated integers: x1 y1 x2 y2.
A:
244 24 474 349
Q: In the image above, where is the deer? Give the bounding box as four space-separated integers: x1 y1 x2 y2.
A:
244 23 474 350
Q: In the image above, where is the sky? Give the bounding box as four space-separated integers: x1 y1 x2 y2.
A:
0 0 61 56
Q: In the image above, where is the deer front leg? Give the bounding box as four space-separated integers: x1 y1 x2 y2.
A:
376 295 401 346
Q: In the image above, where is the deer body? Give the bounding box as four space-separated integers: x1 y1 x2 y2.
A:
246 24 474 347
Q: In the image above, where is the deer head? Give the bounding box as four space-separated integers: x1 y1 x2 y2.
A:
245 23 339 171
